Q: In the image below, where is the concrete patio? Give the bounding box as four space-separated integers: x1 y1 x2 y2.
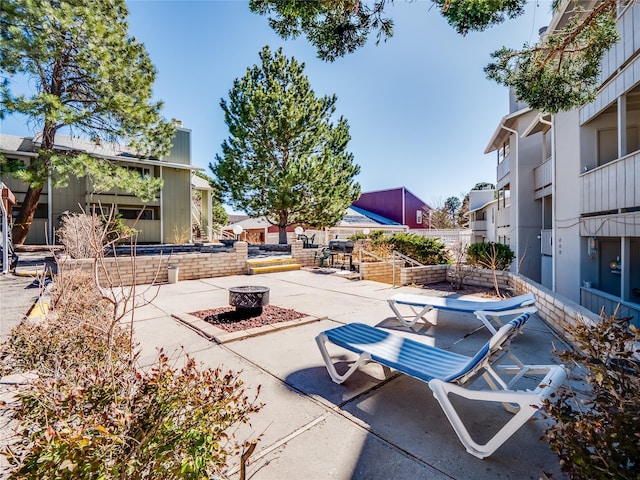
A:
128 269 568 480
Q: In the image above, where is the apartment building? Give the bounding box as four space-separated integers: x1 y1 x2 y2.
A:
482 0 640 326
0 126 204 245
466 188 499 245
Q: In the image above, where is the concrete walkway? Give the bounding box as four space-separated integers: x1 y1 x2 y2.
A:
126 269 567 480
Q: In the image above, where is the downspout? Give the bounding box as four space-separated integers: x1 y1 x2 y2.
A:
160 166 164 243
189 172 193 243
499 125 518 269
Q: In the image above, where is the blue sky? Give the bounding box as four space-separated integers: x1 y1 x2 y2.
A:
1 0 552 210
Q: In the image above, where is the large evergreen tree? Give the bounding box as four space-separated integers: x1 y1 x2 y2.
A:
211 46 360 244
250 0 621 113
0 0 174 244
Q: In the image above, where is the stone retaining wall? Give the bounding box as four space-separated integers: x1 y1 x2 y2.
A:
62 242 249 286
511 274 598 345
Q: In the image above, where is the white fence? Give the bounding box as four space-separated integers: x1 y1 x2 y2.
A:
410 229 472 249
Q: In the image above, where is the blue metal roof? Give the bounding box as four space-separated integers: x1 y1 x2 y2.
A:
349 205 401 226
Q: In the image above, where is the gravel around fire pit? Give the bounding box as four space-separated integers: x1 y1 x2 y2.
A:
189 305 306 333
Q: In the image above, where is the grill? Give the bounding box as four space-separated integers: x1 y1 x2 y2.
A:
328 240 355 270
328 239 354 254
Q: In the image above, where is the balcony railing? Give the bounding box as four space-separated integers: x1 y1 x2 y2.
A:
581 287 640 329
469 220 487 233
126 219 161 243
534 157 552 198
496 155 510 187
580 150 640 215
597 2 640 85
540 229 552 256
496 205 510 228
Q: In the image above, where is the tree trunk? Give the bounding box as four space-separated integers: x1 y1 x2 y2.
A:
12 185 43 245
278 225 288 244
12 122 56 245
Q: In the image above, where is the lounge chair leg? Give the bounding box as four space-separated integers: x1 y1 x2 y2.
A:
428 365 566 458
315 332 372 384
387 300 435 328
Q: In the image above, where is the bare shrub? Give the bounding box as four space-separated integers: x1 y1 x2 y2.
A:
1 221 262 477
448 240 472 290
0 269 128 378
57 209 138 259
56 212 105 259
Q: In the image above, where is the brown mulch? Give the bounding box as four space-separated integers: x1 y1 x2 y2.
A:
189 305 306 333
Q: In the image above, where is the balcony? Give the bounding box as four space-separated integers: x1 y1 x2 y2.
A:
469 220 487 233
540 229 552 256
597 2 640 86
580 150 640 215
496 155 510 189
496 205 510 228
126 219 161 243
533 157 552 199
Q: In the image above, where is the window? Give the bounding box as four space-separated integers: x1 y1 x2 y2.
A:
118 208 154 220
125 166 152 178
416 210 423 224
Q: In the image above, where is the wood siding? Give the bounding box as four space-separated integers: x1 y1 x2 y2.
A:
161 167 191 243
580 150 640 214
163 128 191 165
580 3 640 124
496 155 510 189
533 158 552 199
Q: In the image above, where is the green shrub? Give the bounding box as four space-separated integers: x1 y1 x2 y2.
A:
374 233 448 265
347 232 367 242
466 242 514 270
543 312 639 480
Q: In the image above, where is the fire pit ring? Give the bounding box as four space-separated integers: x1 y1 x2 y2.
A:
229 285 270 311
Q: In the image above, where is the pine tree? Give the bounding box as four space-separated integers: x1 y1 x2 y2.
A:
250 0 621 113
1 0 174 244
211 46 361 244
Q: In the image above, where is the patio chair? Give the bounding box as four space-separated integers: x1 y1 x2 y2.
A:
314 247 330 267
315 313 566 458
387 292 537 333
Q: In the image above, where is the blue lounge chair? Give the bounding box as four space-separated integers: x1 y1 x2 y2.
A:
315 313 566 458
387 292 537 333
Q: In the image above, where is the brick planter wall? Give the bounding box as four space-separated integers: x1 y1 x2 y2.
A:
400 265 447 285
359 262 402 284
291 240 323 267
511 274 598 346
446 266 511 291
61 242 249 286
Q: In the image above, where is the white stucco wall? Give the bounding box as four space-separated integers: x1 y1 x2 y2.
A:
553 109 582 303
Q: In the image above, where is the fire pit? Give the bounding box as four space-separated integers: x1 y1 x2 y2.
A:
229 286 270 316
